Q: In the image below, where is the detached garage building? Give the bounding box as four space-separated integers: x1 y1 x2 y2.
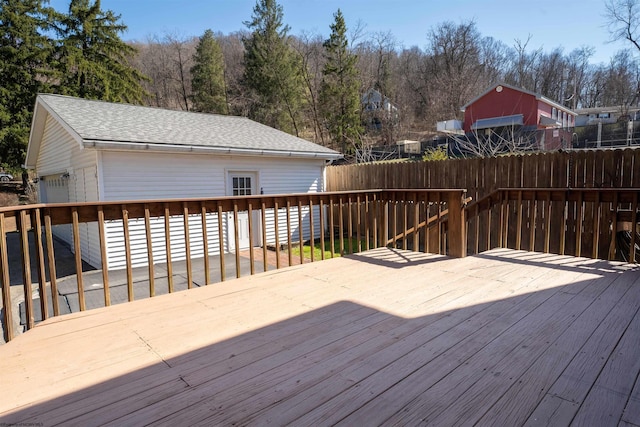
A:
25 94 341 269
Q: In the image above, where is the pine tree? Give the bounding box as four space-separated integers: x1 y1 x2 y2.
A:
242 0 304 135
190 29 227 114
0 0 55 168
55 0 146 104
319 9 362 154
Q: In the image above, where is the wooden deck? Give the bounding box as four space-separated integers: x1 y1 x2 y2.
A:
1 248 640 426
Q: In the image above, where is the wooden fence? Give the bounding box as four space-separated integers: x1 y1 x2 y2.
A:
326 148 640 205
465 188 640 263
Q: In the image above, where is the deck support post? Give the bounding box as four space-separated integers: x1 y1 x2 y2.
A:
448 191 467 258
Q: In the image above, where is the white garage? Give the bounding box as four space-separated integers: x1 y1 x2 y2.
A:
25 94 341 269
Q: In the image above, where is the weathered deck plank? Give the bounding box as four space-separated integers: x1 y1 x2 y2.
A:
336 275 595 426
0 248 638 426
571 301 640 426
477 270 640 426
256 270 575 425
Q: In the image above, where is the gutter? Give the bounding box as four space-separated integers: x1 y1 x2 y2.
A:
82 139 343 160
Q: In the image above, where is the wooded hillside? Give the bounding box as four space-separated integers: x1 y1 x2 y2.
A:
3 0 640 169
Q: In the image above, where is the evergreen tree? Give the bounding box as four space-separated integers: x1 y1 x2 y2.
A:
242 0 304 135
55 0 146 104
190 29 227 114
0 0 54 168
319 9 362 154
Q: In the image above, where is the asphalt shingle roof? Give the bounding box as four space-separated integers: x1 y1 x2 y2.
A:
38 94 340 158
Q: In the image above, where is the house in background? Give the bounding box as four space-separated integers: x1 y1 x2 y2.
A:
573 106 640 148
440 83 576 155
25 94 341 269
362 88 399 131
574 106 640 126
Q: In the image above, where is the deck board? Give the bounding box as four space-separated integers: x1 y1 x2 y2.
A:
1 247 639 426
571 301 640 426
478 270 640 426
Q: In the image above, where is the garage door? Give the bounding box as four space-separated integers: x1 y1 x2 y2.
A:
42 174 70 204
42 174 72 244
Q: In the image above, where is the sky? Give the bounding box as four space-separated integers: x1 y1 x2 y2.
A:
48 0 630 65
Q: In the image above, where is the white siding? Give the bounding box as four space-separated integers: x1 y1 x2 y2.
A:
104 214 226 269
70 166 101 267
100 151 324 200
35 114 100 266
35 115 96 177
100 151 326 269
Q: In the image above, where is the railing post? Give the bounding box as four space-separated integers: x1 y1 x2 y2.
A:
448 191 467 258
19 210 35 328
0 214 14 342
382 197 389 248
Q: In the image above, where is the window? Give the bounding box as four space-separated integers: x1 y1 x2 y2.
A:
232 176 252 196
552 108 557 120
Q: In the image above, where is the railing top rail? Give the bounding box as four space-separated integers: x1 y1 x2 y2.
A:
0 188 469 233
496 187 640 192
0 188 469 215
467 187 640 212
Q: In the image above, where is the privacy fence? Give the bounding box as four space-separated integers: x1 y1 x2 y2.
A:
327 148 640 263
327 148 640 203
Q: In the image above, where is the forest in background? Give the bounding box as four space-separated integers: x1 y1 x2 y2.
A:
3 0 640 170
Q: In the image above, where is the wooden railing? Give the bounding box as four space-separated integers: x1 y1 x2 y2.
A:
0 189 467 342
465 188 640 262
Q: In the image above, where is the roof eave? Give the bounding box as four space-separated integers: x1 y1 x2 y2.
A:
82 139 343 160
536 95 578 116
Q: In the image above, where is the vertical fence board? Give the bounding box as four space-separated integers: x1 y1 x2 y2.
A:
122 205 133 302
44 214 60 315
31 209 47 321
184 203 194 286
0 214 13 341
164 203 174 291
71 208 86 310
144 205 155 297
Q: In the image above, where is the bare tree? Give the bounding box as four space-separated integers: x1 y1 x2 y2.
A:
356 31 400 145
164 33 196 111
504 36 541 90
426 21 486 121
602 50 640 112
566 47 595 109
131 32 196 111
396 46 430 127
448 126 541 158
535 48 568 101
478 36 509 86
581 64 607 108
606 0 640 52
292 31 326 145
218 31 250 116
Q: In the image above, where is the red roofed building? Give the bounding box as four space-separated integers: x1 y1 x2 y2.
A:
460 83 576 151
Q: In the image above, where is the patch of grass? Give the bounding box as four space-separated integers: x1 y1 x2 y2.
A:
292 237 369 260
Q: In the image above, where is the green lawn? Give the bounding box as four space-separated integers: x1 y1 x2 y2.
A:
291 237 368 260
